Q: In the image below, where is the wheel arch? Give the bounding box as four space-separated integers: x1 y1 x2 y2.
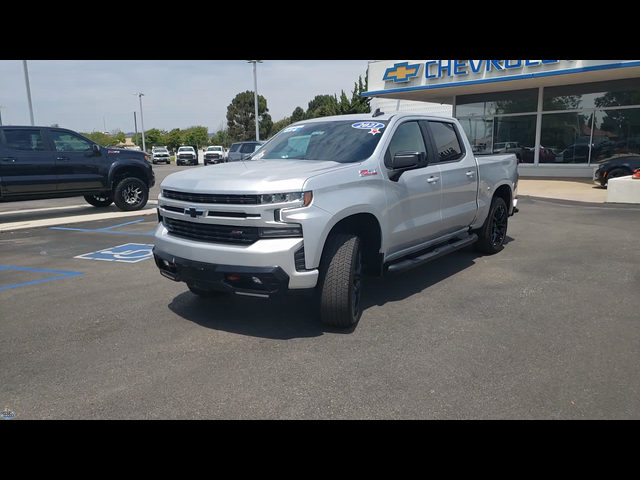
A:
316 209 384 277
109 161 151 189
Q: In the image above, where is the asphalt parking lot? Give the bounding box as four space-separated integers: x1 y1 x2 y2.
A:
1 195 639 419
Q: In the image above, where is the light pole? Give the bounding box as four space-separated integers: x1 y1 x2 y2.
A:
0 106 5 126
247 60 263 141
23 60 35 126
134 93 146 152
133 112 138 148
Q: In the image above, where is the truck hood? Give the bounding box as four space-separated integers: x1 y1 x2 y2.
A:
161 159 351 194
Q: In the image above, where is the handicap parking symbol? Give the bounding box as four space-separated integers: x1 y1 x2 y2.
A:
75 243 155 264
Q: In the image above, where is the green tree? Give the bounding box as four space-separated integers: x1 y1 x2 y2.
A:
183 126 209 148
306 94 339 119
144 128 168 148
82 131 116 146
227 91 273 142
291 107 305 123
165 128 183 151
110 129 126 144
271 117 292 136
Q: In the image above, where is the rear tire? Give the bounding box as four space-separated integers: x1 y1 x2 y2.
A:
113 177 149 211
317 233 363 328
474 197 508 255
84 195 113 208
605 168 631 186
188 285 224 298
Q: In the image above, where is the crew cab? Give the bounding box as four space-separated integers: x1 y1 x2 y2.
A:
204 146 225 165
154 113 518 327
0 126 155 211
176 146 198 166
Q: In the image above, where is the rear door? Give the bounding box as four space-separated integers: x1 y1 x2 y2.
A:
240 142 260 159
49 129 103 192
425 120 478 235
0 128 56 194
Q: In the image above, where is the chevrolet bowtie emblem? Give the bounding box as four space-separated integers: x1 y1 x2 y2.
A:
187 207 205 219
383 62 422 83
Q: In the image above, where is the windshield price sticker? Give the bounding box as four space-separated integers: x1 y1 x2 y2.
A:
352 122 385 135
284 125 305 133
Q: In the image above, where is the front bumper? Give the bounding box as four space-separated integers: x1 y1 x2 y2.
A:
154 223 319 291
154 247 294 296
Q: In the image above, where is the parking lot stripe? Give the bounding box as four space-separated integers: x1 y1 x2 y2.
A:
0 266 84 291
97 219 145 231
0 208 156 232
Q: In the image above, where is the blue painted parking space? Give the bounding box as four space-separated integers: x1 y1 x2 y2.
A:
74 243 155 264
0 266 84 291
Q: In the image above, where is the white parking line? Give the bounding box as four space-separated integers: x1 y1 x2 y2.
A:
0 200 158 217
0 201 159 232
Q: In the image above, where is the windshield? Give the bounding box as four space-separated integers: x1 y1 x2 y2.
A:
155 149 168 154
257 121 388 163
208 147 223 151
178 147 194 152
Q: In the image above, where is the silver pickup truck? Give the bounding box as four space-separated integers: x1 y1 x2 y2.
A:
153 113 518 328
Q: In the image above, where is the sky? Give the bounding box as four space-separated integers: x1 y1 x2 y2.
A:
0 60 370 134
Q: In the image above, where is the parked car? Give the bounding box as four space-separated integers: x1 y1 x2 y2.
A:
594 155 640 186
227 141 264 162
204 146 225 165
493 142 527 162
176 145 198 166
153 114 518 327
152 147 171 165
0 125 154 211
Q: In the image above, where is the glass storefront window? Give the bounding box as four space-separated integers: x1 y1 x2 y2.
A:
540 112 593 164
543 79 640 111
591 108 640 164
493 115 537 162
457 89 539 117
459 117 493 154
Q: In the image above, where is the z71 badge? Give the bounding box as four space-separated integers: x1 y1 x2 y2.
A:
360 169 378 177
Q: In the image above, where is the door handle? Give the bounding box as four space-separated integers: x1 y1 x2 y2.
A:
466 171 476 178
2 157 17 162
427 176 440 184
56 157 70 161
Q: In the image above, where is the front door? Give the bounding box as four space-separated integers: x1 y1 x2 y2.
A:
425 120 478 235
383 120 443 258
49 130 103 192
0 128 56 194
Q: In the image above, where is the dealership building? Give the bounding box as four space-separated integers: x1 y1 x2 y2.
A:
365 60 640 177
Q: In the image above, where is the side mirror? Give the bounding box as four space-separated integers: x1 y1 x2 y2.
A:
92 144 101 156
388 151 425 182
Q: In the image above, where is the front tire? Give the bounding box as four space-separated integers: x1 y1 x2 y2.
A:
475 197 508 254
317 233 363 328
84 195 113 208
113 177 149 211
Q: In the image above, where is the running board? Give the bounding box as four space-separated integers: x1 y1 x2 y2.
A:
385 233 478 275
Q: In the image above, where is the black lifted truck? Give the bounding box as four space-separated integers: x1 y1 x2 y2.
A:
0 126 155 211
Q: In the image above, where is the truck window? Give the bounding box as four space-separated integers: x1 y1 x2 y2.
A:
51 131 91 152
429 122 464 162
387 122 427 160
259 121 387 163
229 144 241 153
2 129 46 151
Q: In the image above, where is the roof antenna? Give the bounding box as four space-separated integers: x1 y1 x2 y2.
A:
372 108 384 118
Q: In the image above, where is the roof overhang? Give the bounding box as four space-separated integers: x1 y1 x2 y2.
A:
364 60 640 104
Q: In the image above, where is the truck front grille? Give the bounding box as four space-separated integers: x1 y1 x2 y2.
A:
164 217 259 245
163 190 259 205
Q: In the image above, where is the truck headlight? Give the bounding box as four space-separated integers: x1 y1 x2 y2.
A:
258 191 313 206
258 226 302 238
